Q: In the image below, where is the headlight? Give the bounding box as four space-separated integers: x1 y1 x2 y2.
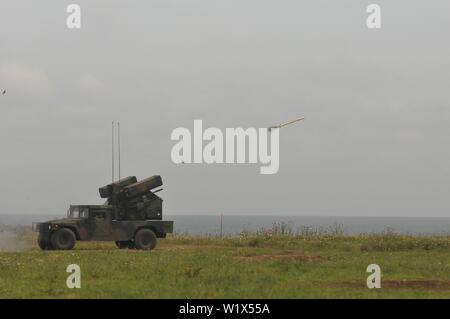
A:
32 223 41 232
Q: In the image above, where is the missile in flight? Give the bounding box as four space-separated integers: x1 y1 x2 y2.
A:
268 117 304 131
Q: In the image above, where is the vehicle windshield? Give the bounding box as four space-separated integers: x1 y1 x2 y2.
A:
67 206 89 218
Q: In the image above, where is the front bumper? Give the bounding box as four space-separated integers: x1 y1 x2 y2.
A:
32 222 52 232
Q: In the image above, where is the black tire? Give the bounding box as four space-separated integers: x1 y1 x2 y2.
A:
37 233 54 250
50 228 76 250
134 228 157 250
115 241 134 249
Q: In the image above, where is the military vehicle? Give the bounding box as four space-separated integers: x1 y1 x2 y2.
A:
33 175 173 250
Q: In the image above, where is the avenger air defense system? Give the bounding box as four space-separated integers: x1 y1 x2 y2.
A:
33 175 173 250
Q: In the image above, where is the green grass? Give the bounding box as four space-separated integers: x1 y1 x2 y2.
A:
0 228 450 298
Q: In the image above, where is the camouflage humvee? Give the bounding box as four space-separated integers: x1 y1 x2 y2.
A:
33 176 174 250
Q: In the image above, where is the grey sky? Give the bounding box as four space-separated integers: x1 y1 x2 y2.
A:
0 1 449 217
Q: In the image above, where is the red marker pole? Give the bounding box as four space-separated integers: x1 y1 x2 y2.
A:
220 214 223 238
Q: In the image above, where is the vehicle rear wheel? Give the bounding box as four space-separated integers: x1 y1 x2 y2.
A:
50 228 76 250
134 229 157 250
37 233 54 250
115 241 134 249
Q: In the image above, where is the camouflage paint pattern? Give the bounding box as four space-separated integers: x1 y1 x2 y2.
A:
33 175 174 246
34 205 173 241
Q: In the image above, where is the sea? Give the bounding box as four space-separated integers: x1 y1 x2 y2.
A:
1 214 450 236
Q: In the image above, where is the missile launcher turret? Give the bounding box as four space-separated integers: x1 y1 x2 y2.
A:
99 175 163 220
120 175 163 200
99 176 137 198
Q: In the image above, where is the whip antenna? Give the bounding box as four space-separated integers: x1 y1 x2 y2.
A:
112 121 115 182
118 122 121 180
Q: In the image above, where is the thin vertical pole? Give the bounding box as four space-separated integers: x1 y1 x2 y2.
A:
118 122 121 180
112 121 115 183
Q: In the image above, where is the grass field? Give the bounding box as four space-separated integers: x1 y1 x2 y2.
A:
0 225 450 298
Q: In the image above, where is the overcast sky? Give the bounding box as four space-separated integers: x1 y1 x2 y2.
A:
0 1 449 217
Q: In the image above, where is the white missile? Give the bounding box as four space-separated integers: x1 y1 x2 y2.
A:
269 117 304 131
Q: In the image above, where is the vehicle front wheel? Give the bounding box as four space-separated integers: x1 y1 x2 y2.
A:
50 228 76 250
134 229 157 250
37 233 54 250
